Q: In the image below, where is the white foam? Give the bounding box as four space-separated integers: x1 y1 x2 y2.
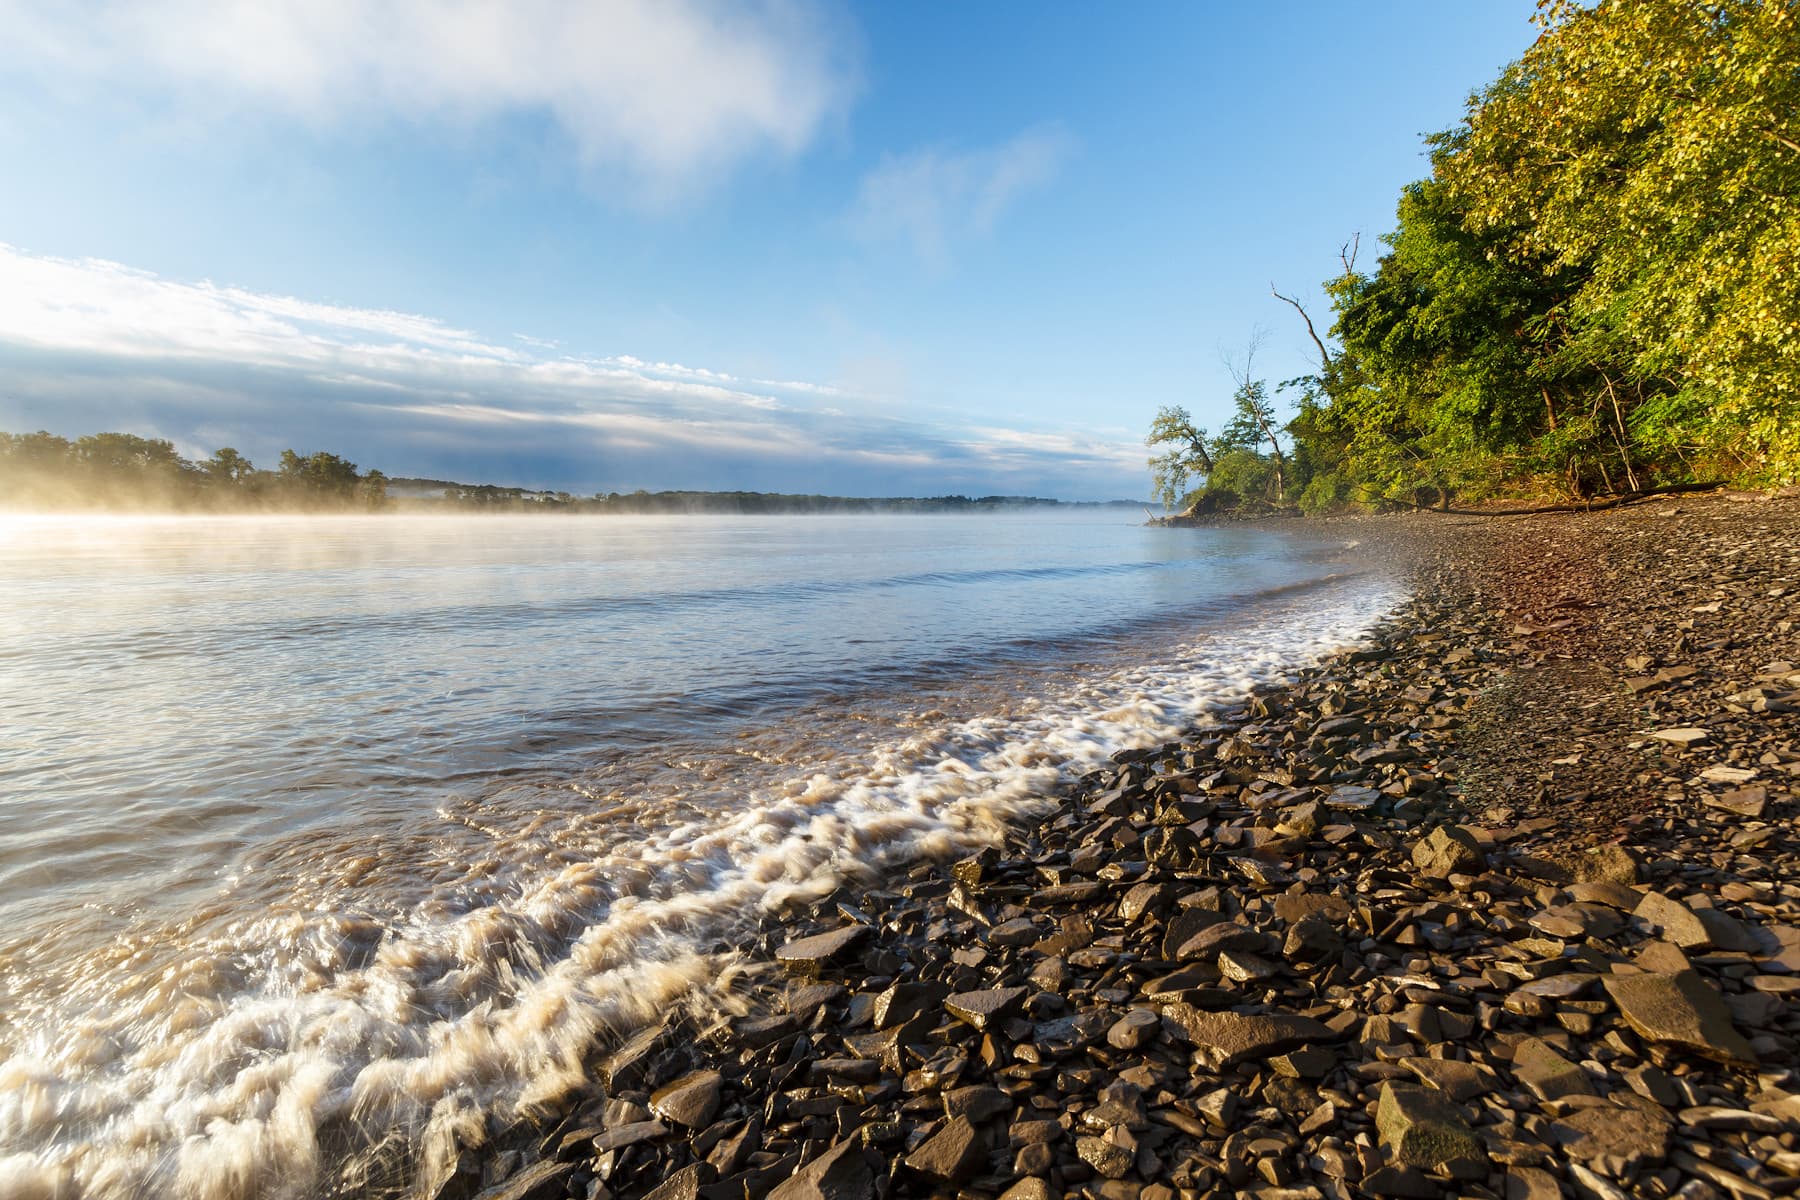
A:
0 576 1401 1198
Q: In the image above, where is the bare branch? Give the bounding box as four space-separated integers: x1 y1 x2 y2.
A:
1339 232 1360 275
1270 284 1332 374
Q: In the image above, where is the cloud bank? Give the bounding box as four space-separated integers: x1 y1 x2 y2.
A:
0 244 1148 499
2 0 857 198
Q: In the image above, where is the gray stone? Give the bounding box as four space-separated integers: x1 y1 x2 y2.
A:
1376 1083 1486 1175
1633 891 1711 949
470 1161 576 1200
903 1115 983 1182
592 1120 669 1153
1550 1104 1670 1169
944 986 1028 1030
649 1069 722 1129
1118 881 1174 924
1400 1056 1493 1102
775 925 869 974
1603 969 1757 1066
1506 1167 1562 1200
642 1163 715 1200
1162 1005 1334 1068
1411 825 1486 878
1107 1007 1161 1050
1512 1037 1594 1101
1707 786 1767 818
943 1085 1011 1122
769 1138 875 1200
1075 1134 1134 1179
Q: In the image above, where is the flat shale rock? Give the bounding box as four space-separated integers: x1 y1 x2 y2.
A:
774 925 869 974
1162 1005 1334 1067
471 1160 576 1200
1603 969 1758 1066
649 1070 722 1129
1549 1104 1671 1170
1707 786 1768 817
944 986 1027 1030
1511 1037 1594 1101
768 1138 876 1200
1375 1083 1486 1177
1633 891 1711 949
903 1115 983 1182
1412 825 1486 878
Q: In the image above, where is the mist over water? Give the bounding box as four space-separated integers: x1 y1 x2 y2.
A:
0 511 1401 1198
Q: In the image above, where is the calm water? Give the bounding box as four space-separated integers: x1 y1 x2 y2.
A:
0 511 1400 1199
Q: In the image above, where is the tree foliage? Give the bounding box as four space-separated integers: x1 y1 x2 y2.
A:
0 431 393 511
1229 0 1800 513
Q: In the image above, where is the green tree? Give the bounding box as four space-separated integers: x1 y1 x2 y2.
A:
278 449 362 500
1442 0 1800 481
1145 406 1215 509
204 447 255 485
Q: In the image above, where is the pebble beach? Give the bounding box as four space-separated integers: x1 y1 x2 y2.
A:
435 489 1800 1200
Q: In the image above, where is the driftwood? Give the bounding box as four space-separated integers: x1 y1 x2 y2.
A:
1385 479 1725 517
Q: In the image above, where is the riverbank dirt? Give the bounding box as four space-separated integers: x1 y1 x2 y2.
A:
445 489 1799 1200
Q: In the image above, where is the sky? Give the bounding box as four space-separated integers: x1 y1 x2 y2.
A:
0 1 1541 500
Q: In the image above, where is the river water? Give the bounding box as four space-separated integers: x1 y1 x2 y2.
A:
0 510 1401 1198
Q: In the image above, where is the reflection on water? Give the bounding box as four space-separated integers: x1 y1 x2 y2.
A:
0 510 1397 1199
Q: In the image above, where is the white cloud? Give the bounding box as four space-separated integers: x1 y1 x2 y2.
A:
2 0 858 199
0 244 1148 498
850 126 1074 267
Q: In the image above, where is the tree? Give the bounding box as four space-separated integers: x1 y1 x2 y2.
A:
1218 336 1287 501
204 447 255 485
1146 406 1214 510
1441 0 1800 481
278 449 361 499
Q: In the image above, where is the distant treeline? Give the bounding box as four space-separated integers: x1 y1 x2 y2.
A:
0 430 389 511
399 483 1131 515
0 430 1143 514
1153 0 1799 514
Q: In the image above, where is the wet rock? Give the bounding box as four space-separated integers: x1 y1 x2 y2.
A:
592 1120 669 1153
1118 881 1174 924
1107 1008 1161 1050
903 1115 984 1182
470 1160 575 1200
775 926 869 974
945 986 1028 1031
1603 969 1758 1066
872 980 947 1030
1411 825 1486 878
650 1070 722 1129
642 1162 715 1200
943 1085 1010 1122
599 1020 670 1091
768 1138 876 1200
1376 1083 1485 1177
1076 1134 1134 1179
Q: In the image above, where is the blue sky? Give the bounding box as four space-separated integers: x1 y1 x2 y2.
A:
0 1 1540 499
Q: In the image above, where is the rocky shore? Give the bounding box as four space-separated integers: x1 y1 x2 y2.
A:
440 489 1799 1200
